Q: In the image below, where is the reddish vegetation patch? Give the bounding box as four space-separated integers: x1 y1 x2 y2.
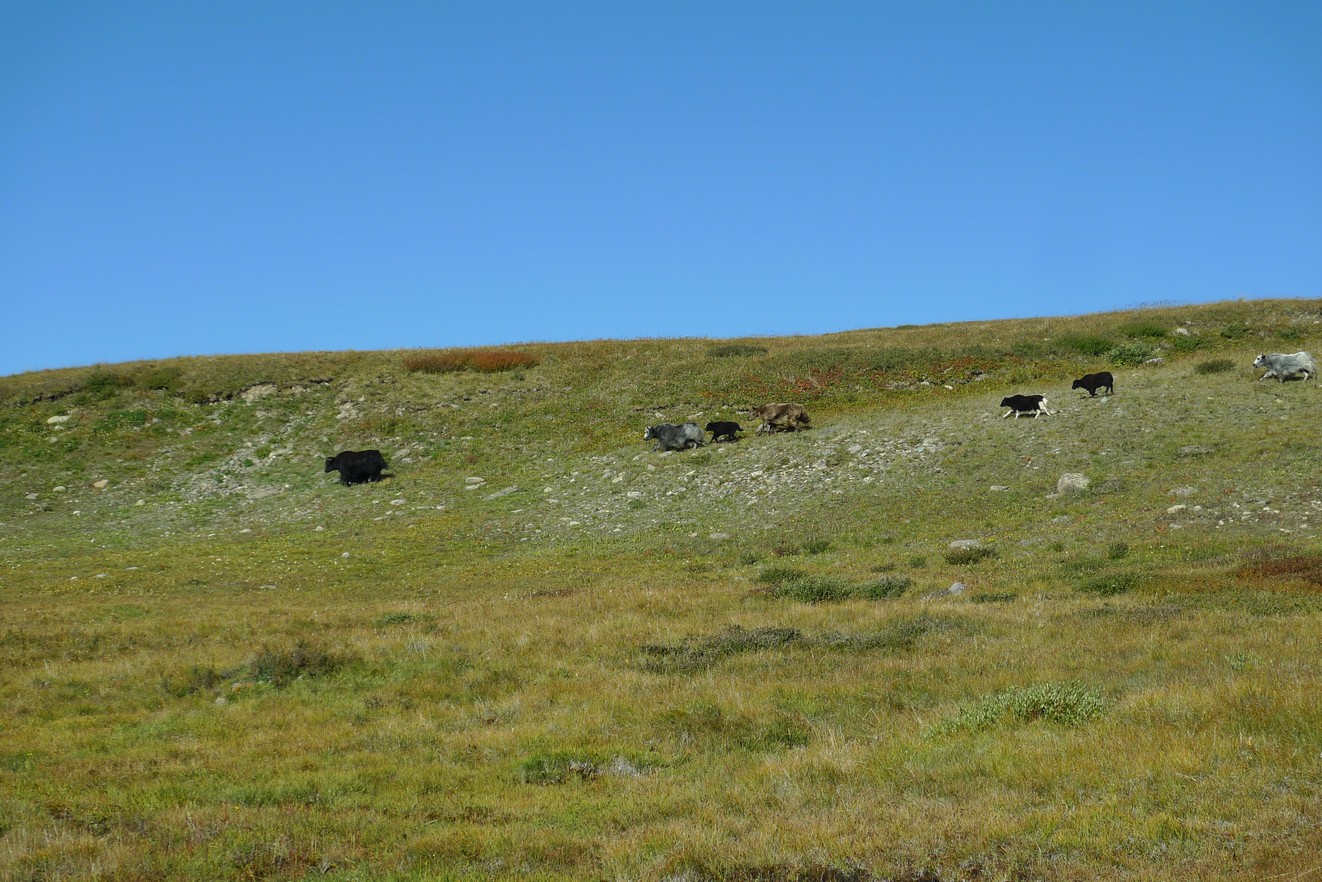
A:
1235 551 1322 586
404 350 539 374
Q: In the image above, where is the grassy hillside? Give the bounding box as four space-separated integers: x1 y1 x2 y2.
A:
3 299 1322 881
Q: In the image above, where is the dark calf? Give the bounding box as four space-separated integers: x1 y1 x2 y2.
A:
1071 371 1114 397
325 449 388 485
705 421 742 442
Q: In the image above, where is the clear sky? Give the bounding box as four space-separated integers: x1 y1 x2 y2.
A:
2 2 1319 376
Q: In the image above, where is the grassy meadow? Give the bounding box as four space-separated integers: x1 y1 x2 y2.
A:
3 299 1322 880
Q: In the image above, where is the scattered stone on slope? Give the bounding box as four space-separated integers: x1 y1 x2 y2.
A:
1057 473 1090 494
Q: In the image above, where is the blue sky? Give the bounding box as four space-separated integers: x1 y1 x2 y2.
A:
2 2 1319 376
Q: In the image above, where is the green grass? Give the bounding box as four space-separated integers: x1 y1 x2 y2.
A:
3 298 1322 880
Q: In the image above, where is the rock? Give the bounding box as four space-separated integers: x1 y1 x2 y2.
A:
1174 327 1191 336
92 479 110 490
923 582 967 600
240 383 277 403
948 539 983 550
485 486 518 500
1169 486 1197 497
465 477 486 485
1144 357 1165 366
24 493 38 500
390 498 406 506
1167 504 1187 514
46 414 71 425
990 485 1009 491
1057 473 1090 494
52 486 67 493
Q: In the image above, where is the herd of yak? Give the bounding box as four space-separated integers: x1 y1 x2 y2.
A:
324 350 1316 484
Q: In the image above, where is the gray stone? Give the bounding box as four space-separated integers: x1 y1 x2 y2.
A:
948 539 983 550
92 479 110 490
1057 473 1090 494
485 486 518 500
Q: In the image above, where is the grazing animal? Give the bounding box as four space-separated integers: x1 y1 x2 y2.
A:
325 449 388 485
752 402 811 434
1071 371 1114 397
1000 394 1053 418
705 420 742 443
644 422 705 452
1254 351 1316 382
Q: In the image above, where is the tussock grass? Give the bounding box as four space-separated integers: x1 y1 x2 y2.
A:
403 349 539 373
939 682 1108 733
1194 357 1237 374
754 567 912 603
943 545 998 565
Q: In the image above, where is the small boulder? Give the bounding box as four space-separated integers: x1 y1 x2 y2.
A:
1057 473 1090 494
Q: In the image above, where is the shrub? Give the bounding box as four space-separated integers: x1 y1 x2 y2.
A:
1078 572 1140 596
971 592 1017 604
1170 334 1208 353
1117 320 1168 340
1054 334 1115 357
1220 321 1251 340
160 665 224 697
249 640 355 687
823 614 944 652
753 566 805 586
135 365 184 393
404 350 539 374
767 574 857 603
373 612 429 627
81 369 134 401
943 546 998 565
1194 358 1236 375
517 752 601 785
941 682 1107 733
857 575 912 599
1107 343 1157 366
1106 541 1130 560
800 537 832 555
708 344 768 358
639 626 803 674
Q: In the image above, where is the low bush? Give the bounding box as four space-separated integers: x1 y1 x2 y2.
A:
1077 572 1140 596
639 626 803 674
1054 334 1115 357
80 369 135 401
708 344 768 358
404 350 539 374
249 640 356 687
1107 343 1157 366
940 682 1107 733
160 665 225 697
1117 320 1168 340
943 546 998 565
517 752 602 785
1194 358 1237 375
822 614 944 652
